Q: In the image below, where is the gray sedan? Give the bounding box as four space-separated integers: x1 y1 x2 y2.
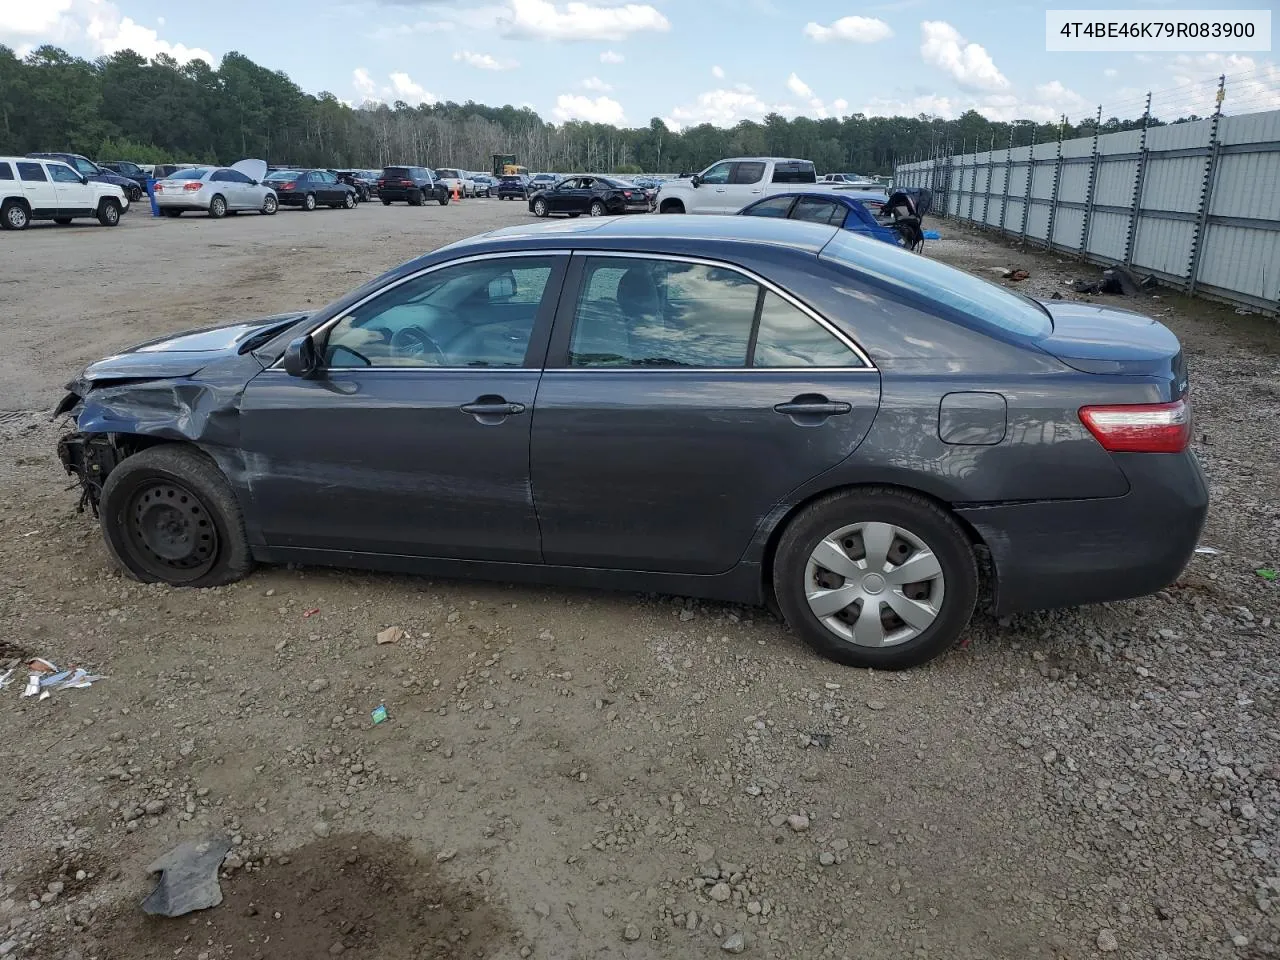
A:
54 216 1206 669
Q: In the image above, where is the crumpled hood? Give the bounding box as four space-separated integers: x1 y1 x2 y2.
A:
78 313 308 384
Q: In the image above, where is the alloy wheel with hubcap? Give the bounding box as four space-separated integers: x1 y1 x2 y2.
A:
209 196 227 218
304 193 317 211
262 195 278 215
3 202 30 230
533 199 547 217
772 488 978 669
590 201 606 217
98 201 120 226
343 193 355 209
804 521 944 648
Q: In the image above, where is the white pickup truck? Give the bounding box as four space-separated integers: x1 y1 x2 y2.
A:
655 157 828 215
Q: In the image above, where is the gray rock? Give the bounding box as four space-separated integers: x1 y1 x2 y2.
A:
709 882 732 902
1097 929 1118 952
0 941 16 957
866 700 888 711
818 852 836 866
623 923 641 941
307 679 330 694
721 932 746 953
145 800 166 816
312 821 331 838
532 900 550 918
786 814 810 832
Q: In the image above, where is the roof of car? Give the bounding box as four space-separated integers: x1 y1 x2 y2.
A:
456 214 839 255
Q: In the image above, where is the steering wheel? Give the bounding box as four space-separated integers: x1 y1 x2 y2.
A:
389 326 449 365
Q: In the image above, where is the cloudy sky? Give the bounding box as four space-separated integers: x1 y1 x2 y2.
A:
4 0 1278 129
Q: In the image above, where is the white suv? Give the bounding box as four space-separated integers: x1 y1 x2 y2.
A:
0 156 128 230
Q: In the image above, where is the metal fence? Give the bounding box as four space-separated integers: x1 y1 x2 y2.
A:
894 108 1280 315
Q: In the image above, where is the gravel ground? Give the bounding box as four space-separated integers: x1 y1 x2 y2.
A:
0 205 1277 960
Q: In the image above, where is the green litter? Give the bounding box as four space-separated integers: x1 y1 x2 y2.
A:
371 704 389 724
1257 568 1277 582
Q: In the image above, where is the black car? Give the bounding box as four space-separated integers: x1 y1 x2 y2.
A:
27 152 143 202
333 170 375 201
529 175 652 218
99 160 149 195
376 166 449 206
54 216 1206 671
263 169 357 210
496 175 531 200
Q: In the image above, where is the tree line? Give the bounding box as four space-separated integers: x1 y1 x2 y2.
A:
2 45 1177 175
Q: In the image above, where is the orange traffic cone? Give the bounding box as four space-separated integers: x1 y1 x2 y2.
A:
452 182 460 201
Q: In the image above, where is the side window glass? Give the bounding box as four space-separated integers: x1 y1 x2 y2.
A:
48 164 81 183
743 196 793 218
569 257 757 368
74 158 98 175
752 292 863 368
324 257 556 369
731 162 765 184
771 161 817 184
210 170 228 182
17 162 47 182
0 162 12 180
699 162 732 185
792 198 844 226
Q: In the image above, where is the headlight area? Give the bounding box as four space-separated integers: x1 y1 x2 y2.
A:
57 432 123 517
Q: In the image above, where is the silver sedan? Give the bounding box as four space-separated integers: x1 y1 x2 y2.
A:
154 159 278 219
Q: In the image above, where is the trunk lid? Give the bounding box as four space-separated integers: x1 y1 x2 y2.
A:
1037 301 1187 393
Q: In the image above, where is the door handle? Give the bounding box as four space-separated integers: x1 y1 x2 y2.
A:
774 397 853 418
715 187 727 193
460 398 526 417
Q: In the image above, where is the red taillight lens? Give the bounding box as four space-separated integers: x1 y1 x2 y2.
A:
1079 398 1191 453
278 182 294 190
154 184 163 192
183 182 202 191
623 190 632 198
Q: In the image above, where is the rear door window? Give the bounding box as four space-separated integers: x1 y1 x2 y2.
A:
791 197 846 226
731 162 765 185
771 161 817 184
743 196 794 218
17 162 47 182
752 292 864 367
0 162 13 180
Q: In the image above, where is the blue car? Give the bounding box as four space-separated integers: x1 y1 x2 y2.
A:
740 190 906 247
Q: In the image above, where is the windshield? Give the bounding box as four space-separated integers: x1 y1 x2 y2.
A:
821 231 1052 339
168 168 211 180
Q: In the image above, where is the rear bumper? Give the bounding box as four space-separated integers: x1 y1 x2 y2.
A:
379 189 419 201
958 452 1209 615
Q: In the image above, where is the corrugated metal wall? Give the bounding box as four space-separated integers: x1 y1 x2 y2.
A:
893 108 1280 314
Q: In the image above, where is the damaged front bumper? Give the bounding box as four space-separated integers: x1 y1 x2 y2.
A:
57 431 122 517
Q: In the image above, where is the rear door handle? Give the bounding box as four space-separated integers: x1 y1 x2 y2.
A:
460 400 525 416
774 399 852 417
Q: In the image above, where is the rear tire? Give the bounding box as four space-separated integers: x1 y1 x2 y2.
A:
2 200 30 230
409 190 423 207
97 199 121 227
382 198 392 206
589 201 606 217
303 192 317 211
772 488 978 670
209 195 227 219
99 445 254 588
437 192 449 206
261 194 278 215
127 185 143 203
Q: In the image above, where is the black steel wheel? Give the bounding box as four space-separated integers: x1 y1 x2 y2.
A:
99 445 253 587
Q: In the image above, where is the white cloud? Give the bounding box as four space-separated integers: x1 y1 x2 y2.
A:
1 0 214 65
1103 67 1118 78
600 49 624 63
803 15 892 43
663 86 792 130
389 71 436 106
354 67 438 106
711 65 725 79
369 20 455 41
858 80 1091 124
553 93 626 123
1169 54 1280 114
582 75 612 92
500 0 669 41
920 20 1008 91
453 50 518 70
787 73 812 98
833 97 848 113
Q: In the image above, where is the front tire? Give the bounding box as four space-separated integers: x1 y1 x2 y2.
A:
97 199 121 227
261 194 278 215
2 200 30 230
438 192 449 206
127 185 143 203
589 201 606 217
343 193 355 209
303 192 317 211
772 488 978 670
99 445 253 588
209 195 227 219
532 198 548 218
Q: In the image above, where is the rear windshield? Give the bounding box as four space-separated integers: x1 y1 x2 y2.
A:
168 168 210 180
381 167 411 178
821 232 1052 339
437 169 460 178
266 170 300 181
772 161 817 184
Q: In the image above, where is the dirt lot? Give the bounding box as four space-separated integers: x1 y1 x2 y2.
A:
0 202 1277 960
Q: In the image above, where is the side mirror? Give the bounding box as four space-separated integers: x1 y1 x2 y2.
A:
251 179 259 186
80 175 89 185
282 334 321 378
488 273 517 300
690 174 702 188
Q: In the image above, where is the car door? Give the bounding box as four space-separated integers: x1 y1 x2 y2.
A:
320 171 342 203
695 161 734 213
789 196 848 228
47 161 95 217
15 161 58 218
225 169 256 208
239 253 568 561
721 160 766 213
530 253 881 574
545 178 574 213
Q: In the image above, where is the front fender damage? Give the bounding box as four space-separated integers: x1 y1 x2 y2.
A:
56 377 246 516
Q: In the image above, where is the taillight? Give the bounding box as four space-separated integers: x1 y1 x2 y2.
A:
154 184 163 192
183 182 202 192
278 182 294 191
1078 398 1191 453
623 190 632 198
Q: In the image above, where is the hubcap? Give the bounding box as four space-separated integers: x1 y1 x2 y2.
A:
127 481 218 578
803 521 945 648
8 207 25 227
